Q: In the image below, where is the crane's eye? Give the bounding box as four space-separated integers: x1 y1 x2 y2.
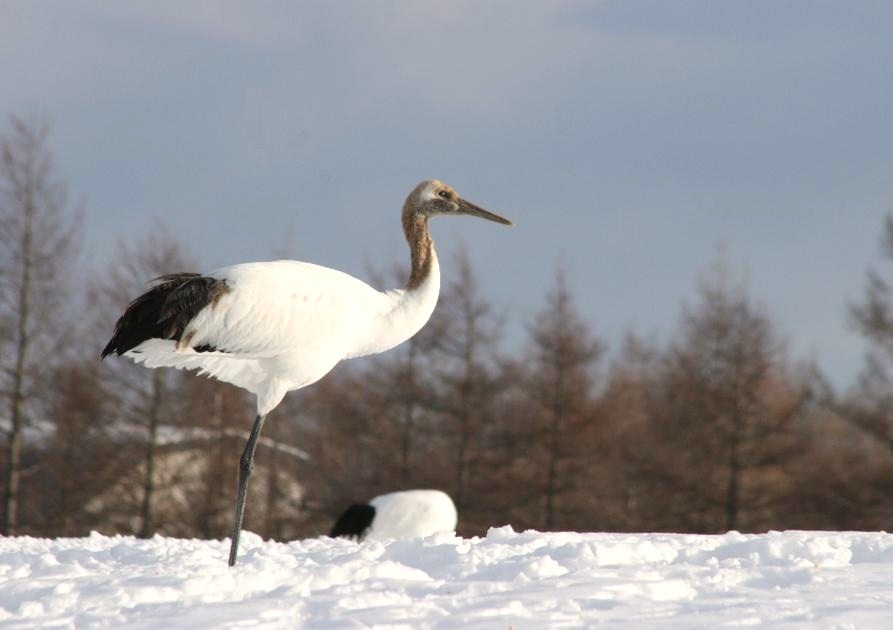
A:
438 190 450 199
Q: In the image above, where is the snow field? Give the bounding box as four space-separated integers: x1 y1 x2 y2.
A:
2 528 893 628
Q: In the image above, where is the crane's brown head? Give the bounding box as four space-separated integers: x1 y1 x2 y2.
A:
404 180 513 226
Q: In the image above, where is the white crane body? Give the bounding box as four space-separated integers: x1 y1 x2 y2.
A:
127 255 440 416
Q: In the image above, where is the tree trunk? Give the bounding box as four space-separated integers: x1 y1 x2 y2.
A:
139 370 163 538
454 316 477 511
724 408 743 532
544 410 560 530
454 370 471 509
2 199 33 536
544 374 565 531
399 340 418 484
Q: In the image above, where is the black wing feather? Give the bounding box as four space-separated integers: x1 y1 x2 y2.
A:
101 273 226 358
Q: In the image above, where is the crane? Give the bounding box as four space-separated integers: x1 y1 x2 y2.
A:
101 179 512 566
330 489 458 542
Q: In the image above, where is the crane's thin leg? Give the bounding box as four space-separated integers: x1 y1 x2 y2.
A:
228 413 267 566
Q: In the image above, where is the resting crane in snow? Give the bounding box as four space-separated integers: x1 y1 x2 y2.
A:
330 489 458 542
101 180 512 566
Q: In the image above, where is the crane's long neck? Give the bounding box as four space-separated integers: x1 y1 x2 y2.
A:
405 214 435 290
347 209 440 359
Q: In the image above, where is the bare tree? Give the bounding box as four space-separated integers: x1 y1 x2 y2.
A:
351 326 443 489
595 333 663 530
90 225 195 537
0 115 81 535
780 368 893 531
839 213 893 528
523 271 604 530
426 249 508 531
649 264 802 532
850 214 893 451
40 360 124 536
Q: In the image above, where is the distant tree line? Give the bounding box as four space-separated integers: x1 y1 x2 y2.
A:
3 114 893 541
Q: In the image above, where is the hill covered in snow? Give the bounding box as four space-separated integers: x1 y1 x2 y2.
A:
2 528 893 628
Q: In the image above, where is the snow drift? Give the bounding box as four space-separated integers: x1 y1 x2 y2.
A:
2 528 893 628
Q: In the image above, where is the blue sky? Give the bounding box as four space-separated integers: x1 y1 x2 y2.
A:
2 1 892 389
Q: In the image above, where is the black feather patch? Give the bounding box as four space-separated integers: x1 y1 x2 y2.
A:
101 273 229 358
329 504 376 540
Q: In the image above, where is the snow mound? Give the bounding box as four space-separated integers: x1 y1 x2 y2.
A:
2 529 893 628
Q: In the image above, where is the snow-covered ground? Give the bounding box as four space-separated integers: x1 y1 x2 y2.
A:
2 528 892 628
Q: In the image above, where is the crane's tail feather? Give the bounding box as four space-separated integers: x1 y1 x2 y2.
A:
125 339 265 390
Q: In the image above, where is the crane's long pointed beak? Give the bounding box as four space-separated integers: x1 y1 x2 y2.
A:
457 198 513 226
